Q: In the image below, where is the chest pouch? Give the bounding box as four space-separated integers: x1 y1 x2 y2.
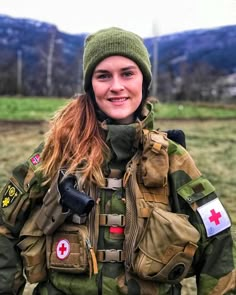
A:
46 223 98 276
132 207 200 284
124 130 200 284
141 130 169 187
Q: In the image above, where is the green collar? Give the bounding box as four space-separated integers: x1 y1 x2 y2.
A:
99 102 154 162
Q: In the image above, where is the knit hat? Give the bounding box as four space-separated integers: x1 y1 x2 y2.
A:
83 27 152 91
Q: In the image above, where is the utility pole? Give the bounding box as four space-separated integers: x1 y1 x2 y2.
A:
151 22 158 98
47 28 56 96
17 49 22 95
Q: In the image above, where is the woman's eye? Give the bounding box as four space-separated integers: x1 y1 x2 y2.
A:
97 74 109 79
123 71 133 77
94 72 111 80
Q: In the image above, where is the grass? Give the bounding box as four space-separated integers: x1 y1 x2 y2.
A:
1 97 236 121
0 97 68 120
153 101 236 119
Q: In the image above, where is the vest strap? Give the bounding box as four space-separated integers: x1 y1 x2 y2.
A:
109 169 123 178
138 207 152 218
97 249 125 262
99 214 125 226
184 241 198 257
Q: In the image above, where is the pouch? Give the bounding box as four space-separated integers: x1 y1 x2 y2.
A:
36 171 70 235
132 207 200 283
46 223 90 274
17 207 47 283
141 131 169 187
18 236 46 283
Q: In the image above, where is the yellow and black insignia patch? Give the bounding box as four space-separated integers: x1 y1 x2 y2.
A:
1 180 22 208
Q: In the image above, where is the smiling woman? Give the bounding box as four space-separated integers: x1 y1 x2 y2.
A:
0 26 235 295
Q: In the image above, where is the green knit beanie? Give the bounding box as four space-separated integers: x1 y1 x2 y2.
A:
83 27 152 91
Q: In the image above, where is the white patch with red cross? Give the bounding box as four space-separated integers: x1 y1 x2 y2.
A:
56 239 70 260
197 198 231 237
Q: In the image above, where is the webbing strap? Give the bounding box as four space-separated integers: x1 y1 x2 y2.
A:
138 207 152 218
109 169 123 178
184 241 198 257
103 178 122 190
26 269 47 284
152 142 162 152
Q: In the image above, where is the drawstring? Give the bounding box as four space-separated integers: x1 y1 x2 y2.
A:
171 283 182 295
97 268 103 295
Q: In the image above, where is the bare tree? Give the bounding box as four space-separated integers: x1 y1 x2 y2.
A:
151 22 158 98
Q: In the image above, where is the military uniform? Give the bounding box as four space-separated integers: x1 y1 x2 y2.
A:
0 105 235 295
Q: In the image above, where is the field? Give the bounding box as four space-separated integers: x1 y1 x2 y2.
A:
0 100 236 294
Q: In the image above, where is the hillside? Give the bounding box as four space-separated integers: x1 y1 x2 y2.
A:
0 14 236 100
146 25 236 74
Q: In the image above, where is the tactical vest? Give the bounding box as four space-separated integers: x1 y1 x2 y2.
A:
17 129 201 293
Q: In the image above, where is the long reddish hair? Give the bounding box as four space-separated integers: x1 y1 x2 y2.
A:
40 93 109 187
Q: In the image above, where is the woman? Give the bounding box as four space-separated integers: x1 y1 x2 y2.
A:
0 27 235 295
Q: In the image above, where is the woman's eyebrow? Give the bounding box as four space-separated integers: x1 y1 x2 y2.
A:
94 65 138 74
93 69 109 74
121 65 137 71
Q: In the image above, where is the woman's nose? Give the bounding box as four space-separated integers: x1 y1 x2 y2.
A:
110 77 124 92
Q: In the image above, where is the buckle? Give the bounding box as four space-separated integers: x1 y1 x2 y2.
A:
104 178 122 190
97 249 124 262
99 214 125 227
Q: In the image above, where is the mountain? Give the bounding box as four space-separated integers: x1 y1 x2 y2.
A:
0 14 235 99
148 25 236 74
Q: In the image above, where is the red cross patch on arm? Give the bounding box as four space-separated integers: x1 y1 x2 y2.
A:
197 198 231 237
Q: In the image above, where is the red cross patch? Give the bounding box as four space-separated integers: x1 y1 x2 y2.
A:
56 239 70 260
197 198 231 237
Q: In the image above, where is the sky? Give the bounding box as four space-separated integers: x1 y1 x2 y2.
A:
0 0 236 37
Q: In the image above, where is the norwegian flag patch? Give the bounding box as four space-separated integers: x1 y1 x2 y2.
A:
197 198 231 237
30 153 41 165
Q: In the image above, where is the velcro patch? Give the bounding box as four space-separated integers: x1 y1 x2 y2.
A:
197 198 231 237
30 153 41 166
1 180 23 208
56 239 70 260
109 226 124 234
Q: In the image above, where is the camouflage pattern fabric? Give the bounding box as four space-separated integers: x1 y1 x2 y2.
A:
0 105 235 294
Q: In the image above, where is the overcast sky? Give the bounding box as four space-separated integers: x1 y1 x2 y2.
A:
0 0 236 37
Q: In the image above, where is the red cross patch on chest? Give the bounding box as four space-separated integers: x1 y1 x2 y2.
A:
56 239 70 260
197 198 231 237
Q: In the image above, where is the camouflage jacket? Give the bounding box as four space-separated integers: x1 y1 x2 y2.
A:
0 108 235 295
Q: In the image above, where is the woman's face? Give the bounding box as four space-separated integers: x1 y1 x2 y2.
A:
91 55 143 124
